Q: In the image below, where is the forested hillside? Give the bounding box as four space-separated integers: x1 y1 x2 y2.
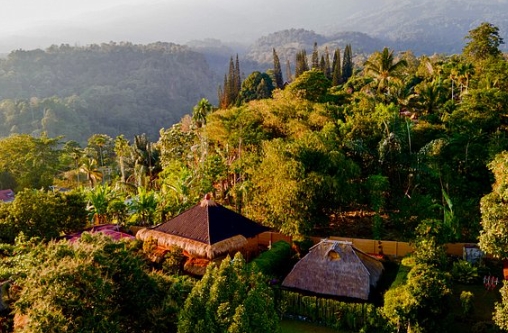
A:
0 42 218 143
246 29 384 65
1 21 508 333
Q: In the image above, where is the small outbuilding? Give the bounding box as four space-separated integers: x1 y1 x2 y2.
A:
136 195 270 274
282 240 384 300
0 189 14 202
63 224 135 243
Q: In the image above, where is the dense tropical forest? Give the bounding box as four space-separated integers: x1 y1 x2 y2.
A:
0 42 218 143
1 22 508 332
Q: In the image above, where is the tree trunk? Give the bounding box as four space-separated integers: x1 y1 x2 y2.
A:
0 280 11 312
0 288 6 312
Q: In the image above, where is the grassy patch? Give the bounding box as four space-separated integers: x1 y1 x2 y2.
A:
370 259 400 305
449 283 501 331
390 263 411 288
249 240 293 278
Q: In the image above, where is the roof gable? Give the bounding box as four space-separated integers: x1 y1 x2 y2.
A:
282 240 384 300
151 198 269 245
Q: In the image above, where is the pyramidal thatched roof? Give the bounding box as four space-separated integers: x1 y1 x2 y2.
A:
136 196 270 259
282 240 384 300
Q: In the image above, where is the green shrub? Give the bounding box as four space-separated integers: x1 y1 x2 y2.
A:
452 260 479 284
292 237 314 258
249 240 292 277
162 246 185 275
460 290 474 317
7 233 191 332
401 255 416 267
390 262 412 288
142 236 158 254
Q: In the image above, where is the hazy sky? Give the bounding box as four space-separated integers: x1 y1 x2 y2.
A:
2 0 160 33
0 0 504 54
0 0 381 52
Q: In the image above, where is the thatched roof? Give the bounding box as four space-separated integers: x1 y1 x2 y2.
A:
282 240 384 300
137 228 248 259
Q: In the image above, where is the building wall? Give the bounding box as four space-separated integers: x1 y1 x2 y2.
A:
258 232 480 258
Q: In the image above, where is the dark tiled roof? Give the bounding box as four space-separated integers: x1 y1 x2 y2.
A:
152 202 269 245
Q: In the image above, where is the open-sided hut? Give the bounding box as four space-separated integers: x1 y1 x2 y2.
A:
136 195 270 273
282 240 384 300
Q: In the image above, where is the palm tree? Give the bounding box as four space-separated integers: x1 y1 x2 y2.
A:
192 98 213 128
413 79 446 116
60 140 83 187
128 187 158 226
445 60 474 101
88 134 109 167
80 158 102 188
114 135 130 183
363 47 408 96
456 62 474 96
129 134 160 188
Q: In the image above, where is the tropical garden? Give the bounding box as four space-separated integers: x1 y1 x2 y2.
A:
0 22 508 332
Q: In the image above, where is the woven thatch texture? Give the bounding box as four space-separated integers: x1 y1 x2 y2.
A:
282 240 383 300
354 250 384 287
137 228 247 259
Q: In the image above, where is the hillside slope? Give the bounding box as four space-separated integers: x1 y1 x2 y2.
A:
245 29 385 65
0 42 218 143
333 0 508 54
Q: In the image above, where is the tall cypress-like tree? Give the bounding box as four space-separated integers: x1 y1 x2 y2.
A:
319 56 326 75
218 55 242 108
218 74 228 108
178 253 279 333
234 54 242 98
311 42 319 69
295 50 309 78
273 48 284 89
226 57 236 106
332 48 342 86
285 59 292 83
342 44 353 83
324 46 332 79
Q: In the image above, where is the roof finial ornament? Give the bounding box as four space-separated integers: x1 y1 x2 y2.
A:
201 193 217 207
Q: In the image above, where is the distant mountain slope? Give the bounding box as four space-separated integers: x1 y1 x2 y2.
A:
0 42 218 143
242 0 508 66
244 29 385 66
1 0 506 57
333 0 508 54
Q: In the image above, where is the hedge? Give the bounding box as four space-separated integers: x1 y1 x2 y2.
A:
249 240 292 277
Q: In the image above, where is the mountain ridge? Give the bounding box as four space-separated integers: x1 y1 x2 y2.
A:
1 0 506 55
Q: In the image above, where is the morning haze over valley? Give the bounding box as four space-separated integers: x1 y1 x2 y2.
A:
0 0 507 142
1 1 508 332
